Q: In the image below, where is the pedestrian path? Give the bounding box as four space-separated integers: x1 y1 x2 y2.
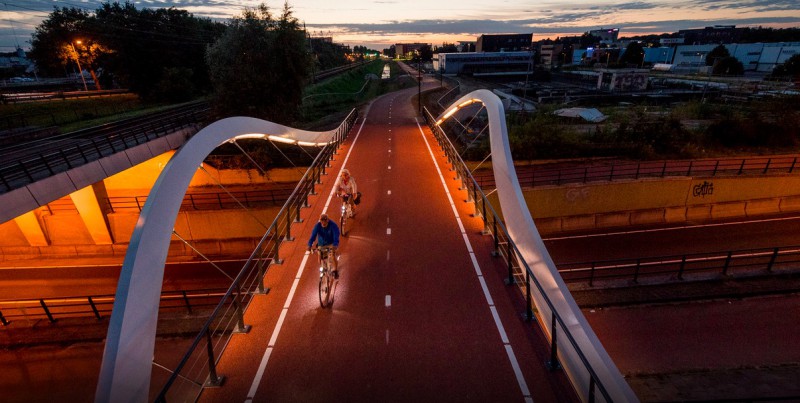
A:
198 77 578 402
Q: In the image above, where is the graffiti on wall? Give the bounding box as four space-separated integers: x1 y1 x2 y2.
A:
692 181 714 197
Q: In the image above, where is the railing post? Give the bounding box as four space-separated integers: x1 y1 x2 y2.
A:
204 329 225 387
255 259 270 295
763 158 772 174
88 296 102 320
608 164 614 181
271 234 283 265
525 270 533 321
633 259 641 283
546 311 561 371
231 283 251 334
767 247 779 272
789 157 797 174
661 161 667 177
505 241 514 285
285 205 294 241
722 251 733 276
481 199 490 235
678 255 687 280
589 262 596 287
182 291 193 314
712 160 719 176
687 160 693 176
635 163 640 179
738 159 745 175
40 299 56 323
491 219 499 257
0 310 9 326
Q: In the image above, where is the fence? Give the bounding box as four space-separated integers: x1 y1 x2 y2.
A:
0 101 210 194
424 107 616 402
0 288 229 327
472 156 800 189
152 108 358 402
559 245 800 286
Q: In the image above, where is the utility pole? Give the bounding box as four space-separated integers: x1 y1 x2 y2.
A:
70 41 88 92
417 54 422 114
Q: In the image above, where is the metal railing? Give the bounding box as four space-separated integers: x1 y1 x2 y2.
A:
0 287 230 327
105 188 295 213
153 108 358 402
559 245 800 286
0 101 210 194
424 107 614 402
472 156 800 189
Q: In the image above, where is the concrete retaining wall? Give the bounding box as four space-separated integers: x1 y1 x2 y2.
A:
509 174 800 234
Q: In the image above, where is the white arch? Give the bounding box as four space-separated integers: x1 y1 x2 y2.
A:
95 117 343 403
437 90 639 402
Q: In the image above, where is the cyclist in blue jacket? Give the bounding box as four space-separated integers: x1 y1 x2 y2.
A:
307 213 340 277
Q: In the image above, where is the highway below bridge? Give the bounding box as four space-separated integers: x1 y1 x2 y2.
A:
2 71 800 402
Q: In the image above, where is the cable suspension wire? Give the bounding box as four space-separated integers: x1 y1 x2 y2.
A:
171 230 235 282
461 123 488 158
230 139 272 180
470 151 493 175
266 139 313 178
197 166 269 229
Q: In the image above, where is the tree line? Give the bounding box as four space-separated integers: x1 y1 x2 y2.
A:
27 2 365 124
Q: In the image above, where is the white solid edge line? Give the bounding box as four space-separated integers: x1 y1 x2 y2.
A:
414 118 532 402
246 112 369 401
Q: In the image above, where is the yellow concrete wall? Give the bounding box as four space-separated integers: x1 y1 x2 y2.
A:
103 151 306 191
482 174 800 235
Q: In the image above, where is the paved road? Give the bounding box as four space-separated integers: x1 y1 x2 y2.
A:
197 76 578 402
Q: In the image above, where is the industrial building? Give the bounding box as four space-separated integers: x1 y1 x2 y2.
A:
476 33 532 52
433 51 533 76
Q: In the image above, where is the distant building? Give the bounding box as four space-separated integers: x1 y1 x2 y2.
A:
671 42 800 73
458 41 476 52
588 28 619 44
476 34 532 52
433 51 532 76
678 25 745 45
539 44 564 67
395 43 428 59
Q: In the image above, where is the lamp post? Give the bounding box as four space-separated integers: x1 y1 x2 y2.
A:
417 53 422 114
71 40 88 91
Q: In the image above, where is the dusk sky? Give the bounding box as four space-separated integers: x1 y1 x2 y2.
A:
2 0 800 52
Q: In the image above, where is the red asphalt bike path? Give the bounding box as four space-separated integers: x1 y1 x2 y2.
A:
199 79 578 402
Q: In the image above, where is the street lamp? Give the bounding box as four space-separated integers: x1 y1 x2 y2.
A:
416 52 422 114
70 40 88 91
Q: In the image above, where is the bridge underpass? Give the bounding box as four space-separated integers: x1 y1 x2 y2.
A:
5 70 800 402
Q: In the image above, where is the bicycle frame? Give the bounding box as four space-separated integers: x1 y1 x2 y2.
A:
315 246 336 307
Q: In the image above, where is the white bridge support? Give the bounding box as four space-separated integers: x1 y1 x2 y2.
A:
94 117 342 403
437 90 639 402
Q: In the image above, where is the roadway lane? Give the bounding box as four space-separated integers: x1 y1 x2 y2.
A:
543 215 800 264
200 78 578 401
0 260 242 300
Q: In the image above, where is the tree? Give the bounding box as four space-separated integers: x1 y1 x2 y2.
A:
770 54 800 79
706 44 730 66
28 7 92 77
713 56 744 76
618 41 645 68
206 2 310 124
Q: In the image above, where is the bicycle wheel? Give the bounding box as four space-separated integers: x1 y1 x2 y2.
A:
319 268 332 307
339 209 347 236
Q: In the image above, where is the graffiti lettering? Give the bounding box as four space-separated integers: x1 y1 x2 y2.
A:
692 181 714 197
565 187 590 203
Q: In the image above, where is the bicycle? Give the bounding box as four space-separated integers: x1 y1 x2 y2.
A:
312 245 337 307
339 194 354 236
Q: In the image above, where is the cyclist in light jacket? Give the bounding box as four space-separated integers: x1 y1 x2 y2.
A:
307 213 340 277
335 168 358 216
